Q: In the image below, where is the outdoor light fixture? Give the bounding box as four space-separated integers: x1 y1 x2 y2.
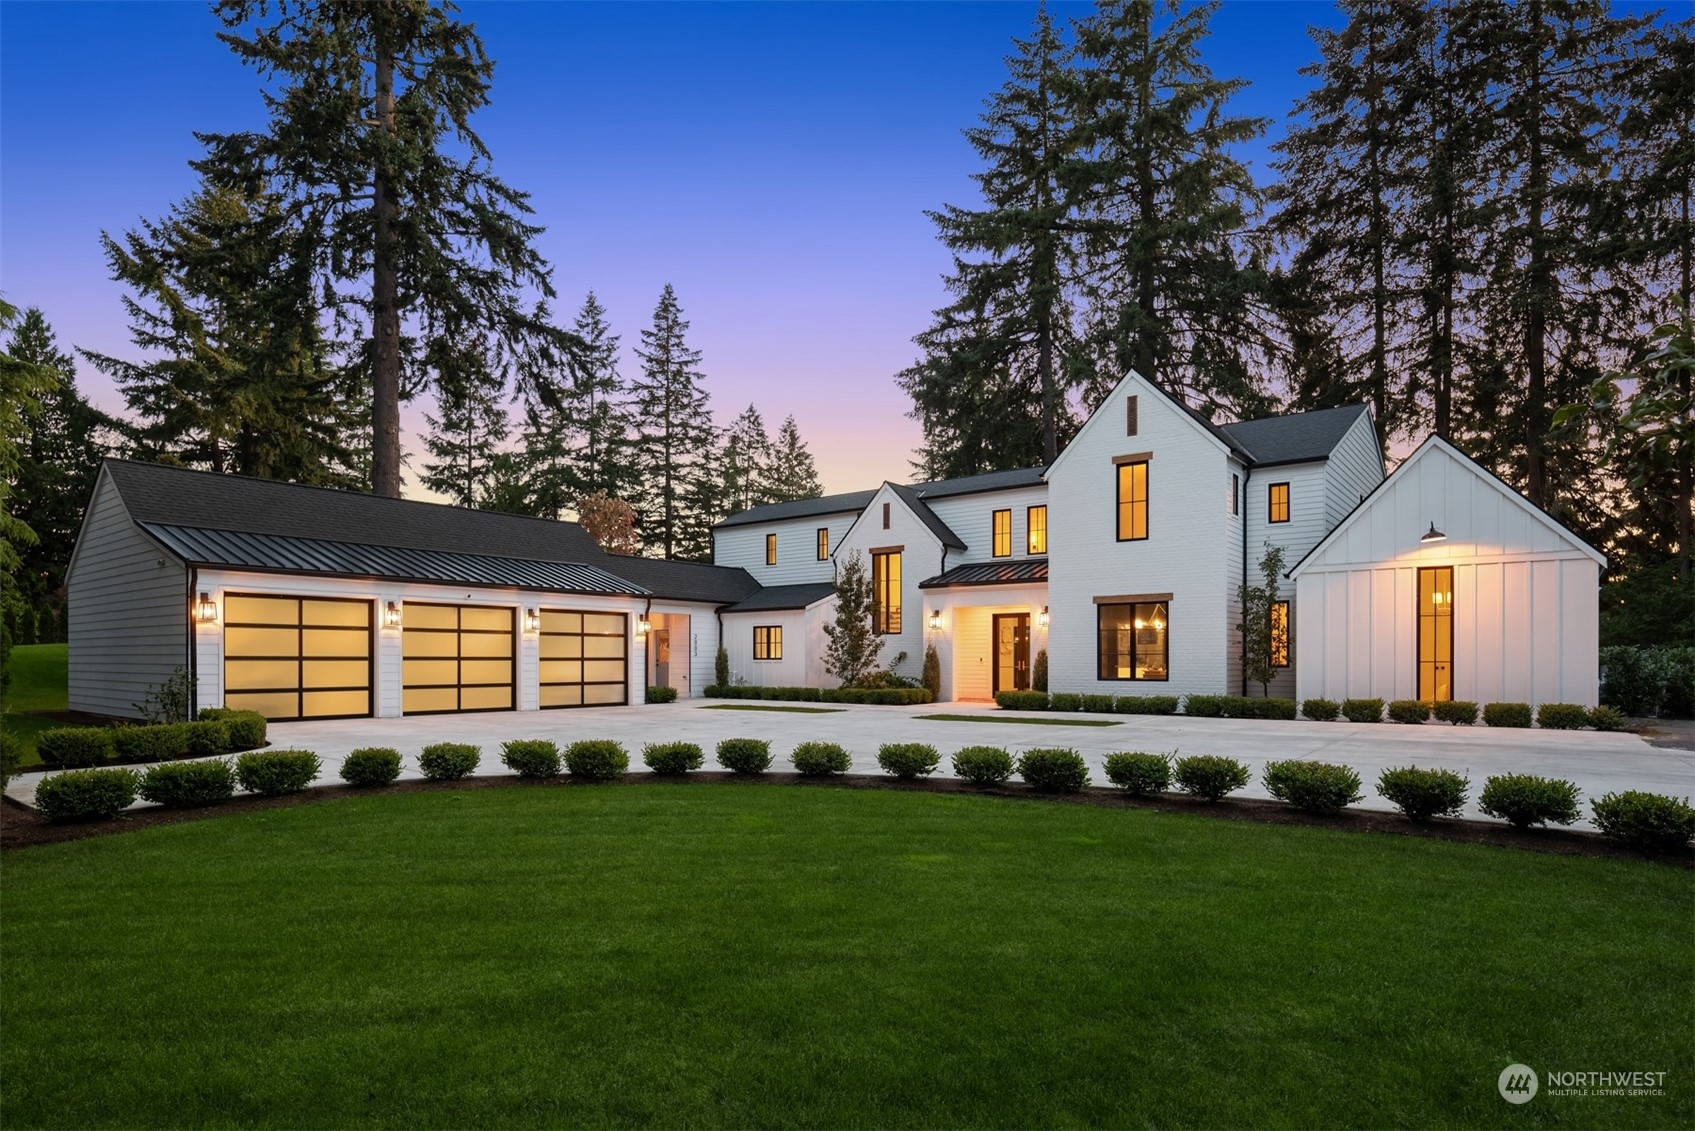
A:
1037 606 1049 629
524 608 540 633
637 616 652 635
194 592 218 624
928 609 942 631
383 601 402 629
1420 521 1447 543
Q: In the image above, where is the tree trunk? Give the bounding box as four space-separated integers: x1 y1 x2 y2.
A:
1523 0 1549 508
1134 13 1157 386
1367 10 1389 429
371 2 403 498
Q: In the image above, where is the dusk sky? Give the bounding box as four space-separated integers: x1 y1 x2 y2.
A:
2 1 1415 496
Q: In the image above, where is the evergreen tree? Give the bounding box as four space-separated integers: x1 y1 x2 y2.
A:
822 552 885 687
520 291 635 518
768 415 824 502
197 0 574 497
0 299 59 689
629 285 715 560
420 367 511 508
720 404 774 514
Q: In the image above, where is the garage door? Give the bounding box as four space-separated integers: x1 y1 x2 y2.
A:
402 603 515 714
539 609 628 708
223 594 373 720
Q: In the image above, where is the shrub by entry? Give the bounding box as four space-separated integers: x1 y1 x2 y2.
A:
1586 704 1627 732
566 740 628 782
419 743 480 781
643 742 704 776
184 719 230 758
716 738 772 775
234 749 320 796
1386 700 1430 725
36 727 114 768
1017 748 1090 792
645 686 678 704
34 768 140 822
140 759 238 807
877 743 939 779
199 708 268 749
1113 695 1180 715
1103 752 1170 796
1262 760 1363 814
1173 755 1250 801
1478 773 1580 829
501 739 561 779
1432 701 1479 725
341 747 402 788
113 724 190 763
1341 698 1384 723
1590 791 1695 852
1483 702 1533 728
1301 698 1340 722
792 742 852 776
1376 766 1469 822
1535 703 1589 730
995 690 1049 711
952 746 1013 785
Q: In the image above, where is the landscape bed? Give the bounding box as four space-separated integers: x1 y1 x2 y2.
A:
2 785 1689 1128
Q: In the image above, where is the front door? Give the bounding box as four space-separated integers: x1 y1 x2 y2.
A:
1417 566 1454 702
651 628 671 690
993 613 1030 694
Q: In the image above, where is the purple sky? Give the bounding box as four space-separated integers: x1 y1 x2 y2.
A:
5 1 1376 496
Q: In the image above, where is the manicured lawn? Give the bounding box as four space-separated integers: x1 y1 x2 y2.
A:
918 711 1122 726
3 786 1690 1128
697 703 846 714
2 643 67 764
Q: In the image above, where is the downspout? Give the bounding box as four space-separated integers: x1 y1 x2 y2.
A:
1239 465 1250 698
186 565 199 717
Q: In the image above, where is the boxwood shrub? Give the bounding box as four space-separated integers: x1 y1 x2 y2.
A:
37 727 114 768
1301 698 1340 721
341 747 402 788
502 739 561 779
1112 695 1180 715
1483 702 1533 728
995 690 1049 711
642 741 704 776
645 685 679 704
952 745 1013 785
1432 700 1479 725
234 749 320 796
1081 694 1115 713
792 741 852 776
818 687 933 706
1536 702 1590 730
1341 698 1384 723
197 708 267 749
1376 766 1469 822
183 719 230 758
1386 700 1431 725
1590 791 1695 852
1478 773 1580 829
112 724 189 763
139 759 237 807
34 768 140 821
1587 704 1627 732
1046 693 1084 712
1017 747 1089 792
1173 754 1251 801
706 685 824 702
419 742 480 781
877 742 939 779
1183 695 1226 718
716 737 772 774
1103 751 1170 796
566 739 628 782
1263 759 1363 814
1184 696 1295 720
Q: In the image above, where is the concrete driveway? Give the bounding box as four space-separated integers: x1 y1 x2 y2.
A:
9 701 1693 829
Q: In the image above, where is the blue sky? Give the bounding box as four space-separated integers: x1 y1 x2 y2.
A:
4 1 1367 493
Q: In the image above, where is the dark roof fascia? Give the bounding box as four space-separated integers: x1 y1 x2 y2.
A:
914 481 1047 504
1243 455 1331 471
711 492 877 530
888 482 967 550
918 574 1049 590
156 559 649 598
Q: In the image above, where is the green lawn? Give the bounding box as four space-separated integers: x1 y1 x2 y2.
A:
2 643 67 764
3 786 1690 1128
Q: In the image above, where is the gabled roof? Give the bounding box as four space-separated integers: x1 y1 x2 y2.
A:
918 560 1048 589
721 582 837 613
1217 403 1373 467
712 489 879 530
594 553 760 606
912 465 1048 499
887 483 967 550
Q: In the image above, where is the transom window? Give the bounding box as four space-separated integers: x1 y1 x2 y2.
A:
1097 601 1169 681
1117 461 1149 541
872 550 901 634
1269 482 1291 524
992 509 1012 557
816 527 829 560
766 533 777 565
1271 600 1290 667
754 625 783 660
1027 505 1047 554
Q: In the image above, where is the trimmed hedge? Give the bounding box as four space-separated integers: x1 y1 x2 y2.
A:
1081 694 1115 713
1263 759 1363 814
952 745 1013 785
419 743 480 781
1478 773 1580 829
1341 698 1384 723
1016 748 1089 792
1173 755 1250 801
502 739 561 779
1590 791 1695 852
1432 700 1479 725
1113 695 1180 715
877 742 939 779
1103 751 1170 796
995 690 1049 711
792 741 852 776
1376 766 1469 822
341 747 402 788
234 749 319 796
1536 702 1589 730
645 685 678 704
37 727 113 769
184 719 229 758
197 708 268 749
1047 693 1083 712
706 684 823 702
1301 698 1340 722
1587 704 1627 732
642 742 704 776
1483 702 1533 728
704 684 934 706
1184 696 1297 720
34 768 139 821
113 724 190 763
716 738 772 774
139 759 237 807
566 739 628 782
1386 700 1430 725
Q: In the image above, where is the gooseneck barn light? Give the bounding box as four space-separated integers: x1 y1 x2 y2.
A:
1420 521 1447 543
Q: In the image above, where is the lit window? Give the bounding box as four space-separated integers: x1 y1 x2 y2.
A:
816 527 829 560
1096 601 1169 681
992 509 1011 557
754 625 783 660
1269 483 1290 524
1271 600 1289 668
766 533 777 565
1117 461 1149 541
1027 505 1047 554
872 551 901 634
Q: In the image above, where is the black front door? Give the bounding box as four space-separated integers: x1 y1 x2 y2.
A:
993 613 1030 694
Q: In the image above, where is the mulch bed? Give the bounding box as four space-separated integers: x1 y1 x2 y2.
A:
4 772 1690 868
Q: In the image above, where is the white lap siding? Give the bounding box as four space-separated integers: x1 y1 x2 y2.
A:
834 484 947 684
715 514 859 585
722 609 808 688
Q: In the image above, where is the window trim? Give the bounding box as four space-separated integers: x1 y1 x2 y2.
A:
871 549 902 635
1231 473 1239 516
1095 600 1170 682
1027 504 1047 555
992 508 1012 558
1268 482 1291 524
816 527 829 561
753 624 783 661
1116 459 1150 542
1271 600 1290 668
765 533 777 565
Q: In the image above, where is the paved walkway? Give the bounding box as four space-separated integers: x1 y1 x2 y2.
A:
9 701 1693 829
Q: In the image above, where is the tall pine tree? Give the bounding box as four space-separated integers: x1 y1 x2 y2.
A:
630 285 715 560
720 404 774 515
420 358 512 508
768 415 825 502
520 292 635 518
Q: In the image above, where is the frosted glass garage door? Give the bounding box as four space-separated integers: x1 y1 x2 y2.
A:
539 609 628 708
223 594 373 720
402 603 516 714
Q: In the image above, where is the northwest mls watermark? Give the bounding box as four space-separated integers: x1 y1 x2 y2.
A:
1499 1064 1669 1104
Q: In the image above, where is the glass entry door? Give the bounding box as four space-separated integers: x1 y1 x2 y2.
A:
993 613 1030 694
1418 567 1454 702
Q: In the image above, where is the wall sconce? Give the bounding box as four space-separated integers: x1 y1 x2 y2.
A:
1037 606 1049 629
523 608 540 633
928 609 942 631
636 616 652 635
383 601 402 629
1420 521 1447 543
194 592 218 624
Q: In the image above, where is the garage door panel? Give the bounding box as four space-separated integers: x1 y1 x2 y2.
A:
460 685 513 710
225 691 302 718
539 608 627 709
541 611 581 634
226 626 299 656
540 659 583 683
305 600 370 627
304 628 369 657
303 659 369 689
404 631 458 658
460 659 512 685
222 594 373 721
540 635 583 659
226 659 299 691
583 684 624 705
460 607 512 632
226 595 299 624
583 613 625 636
403 658 459 686
541 684 583 708
460 632 513 658
583 635 623 659
304 690 369 716
583 659 624 683
401 603 517 714
404 687 458 714
405 603 459 629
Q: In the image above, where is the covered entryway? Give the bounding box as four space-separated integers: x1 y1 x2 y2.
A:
992 613 1030 694
402 603 516 714
647 613 690 699
223 593 373 720
539 609 628 708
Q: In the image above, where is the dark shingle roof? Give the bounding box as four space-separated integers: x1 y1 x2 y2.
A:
592 554 760 606
1217 404 1371 466
722 582 838 613
918 560 1049 589
910 465 1047 499
712 490 878 530
888 482 967 550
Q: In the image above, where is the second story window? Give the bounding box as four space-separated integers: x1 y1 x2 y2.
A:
766 533 777 565
1117 460 1149 541
872 550 901 634
1231 474 1239 516
1269 482 1291 524
816 527 829 560
992 509 1012 557
1028 505 1047 554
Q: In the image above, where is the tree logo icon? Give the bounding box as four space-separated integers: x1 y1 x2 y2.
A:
1498 1064 1539 1104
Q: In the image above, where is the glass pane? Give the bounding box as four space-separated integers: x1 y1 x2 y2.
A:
459 606 511 632
541 684 584 708
404 687 459 713
304 627 369 658
225 659 298 691
540 635 583 659
304 599 369 627
460 659 512 685
225 595 299 625
404 604 459 629
1097 604 1131 679
303 690 369 718
540 610 582 634
584 684 624 705
584 659 624 683
224 691 300 719
403 659 459 687
461 631 513 658
225 626 299 657
1135 602 1168 679
540 660 584 684
403 629 458 657
583 613 625 636
460 685 512 710
303 659 369 689
584 635 625 659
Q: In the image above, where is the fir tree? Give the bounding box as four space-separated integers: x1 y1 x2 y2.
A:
420 366 511 508
768 415 824 502
629 285 715 560
720 404 774 515
822 552 885 687
521 291 635 518
0 299 60 688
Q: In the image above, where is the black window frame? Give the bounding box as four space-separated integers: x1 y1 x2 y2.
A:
1116 460 1150 542
753 624 783 661
765 533 777 565
1027 504 1047 555
1095 601 1170 682
992 508 1012 558
1268 482 1291 524
1271 599 1290 668
816 527 829 560
872 550 902 634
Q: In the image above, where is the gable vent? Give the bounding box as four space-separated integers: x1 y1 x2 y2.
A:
1126 395 1139 436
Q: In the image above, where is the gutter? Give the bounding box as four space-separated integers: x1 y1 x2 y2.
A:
1240 465 1250 697
186 565 199 717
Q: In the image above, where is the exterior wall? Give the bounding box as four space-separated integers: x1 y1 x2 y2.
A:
1293 441 1601 707
835 484 946 682
714 513 858 584
648 602 721 700
1323 409 1386 527
721 608 808 688
1241 460 1328 700
1045 375 1237 700
926 484 1049 564
66 474 189 718
923 584 1049 701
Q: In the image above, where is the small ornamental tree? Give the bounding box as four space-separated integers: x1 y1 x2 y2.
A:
822 551 884 687
1236 542 1287 696
577 491 642 555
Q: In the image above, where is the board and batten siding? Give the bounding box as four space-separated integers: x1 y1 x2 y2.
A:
66 471 189 718
1292 438 1602 707
834 483 948 683
715 513 859 585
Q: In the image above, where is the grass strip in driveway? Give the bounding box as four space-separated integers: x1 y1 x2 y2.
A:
698 703 846 714
917 712 1122 727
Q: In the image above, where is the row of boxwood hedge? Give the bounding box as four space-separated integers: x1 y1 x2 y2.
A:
996 690 1628 729
34 709 269 769
704 685 934 705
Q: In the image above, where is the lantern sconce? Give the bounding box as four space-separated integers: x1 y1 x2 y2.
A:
636 616 652 636
383 601 402 629
524 608 540 633
927 609 942 632
194 592 219 624
1420 521 1447 543
1037 606 1049 630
